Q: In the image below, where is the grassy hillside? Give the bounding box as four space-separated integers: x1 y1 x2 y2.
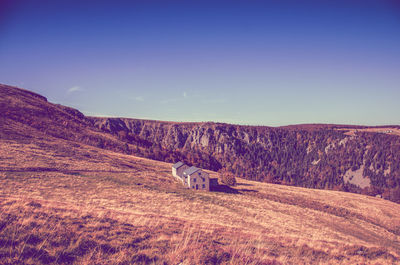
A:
2 83 400 204
1 84 400 264
1 135 400 264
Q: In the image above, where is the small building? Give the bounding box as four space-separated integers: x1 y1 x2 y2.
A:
183 166 210 191
171 162 218 191
172 161 189 181
209 178 219 190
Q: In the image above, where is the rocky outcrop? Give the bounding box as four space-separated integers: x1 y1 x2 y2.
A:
90 117 400 198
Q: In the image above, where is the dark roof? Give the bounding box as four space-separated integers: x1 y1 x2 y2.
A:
172 161 185 169
183 166 201 176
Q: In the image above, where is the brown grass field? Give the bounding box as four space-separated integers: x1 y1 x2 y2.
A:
1 136 400 264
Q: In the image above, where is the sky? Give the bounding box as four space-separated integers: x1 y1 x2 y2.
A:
1 0 399 126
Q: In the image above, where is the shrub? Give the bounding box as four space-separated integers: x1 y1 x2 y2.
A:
220 170 237 186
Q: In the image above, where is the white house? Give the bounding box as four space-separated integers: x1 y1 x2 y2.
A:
183 166 210 191
172 161 189 181
171 162 218 191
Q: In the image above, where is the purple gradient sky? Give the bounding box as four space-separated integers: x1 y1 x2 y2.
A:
1 0 399 126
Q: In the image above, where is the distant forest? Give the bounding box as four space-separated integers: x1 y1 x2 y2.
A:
93 118 400 203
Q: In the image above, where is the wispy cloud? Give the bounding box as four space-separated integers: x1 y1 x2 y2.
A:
183 91 188 98
134 96 144 102
67 86 81 94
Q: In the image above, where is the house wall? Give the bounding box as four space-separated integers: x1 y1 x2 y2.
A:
177 165 189 179
172 165 189 178
172 165 189 181
188 170 209 191
209 178 218 187
172 167 178 177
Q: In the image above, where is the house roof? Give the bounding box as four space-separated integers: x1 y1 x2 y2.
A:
183 166 201 176
172 161 185 169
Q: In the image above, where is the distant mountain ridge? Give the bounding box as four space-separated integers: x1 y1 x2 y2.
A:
90 116 400 200
1 83 400 202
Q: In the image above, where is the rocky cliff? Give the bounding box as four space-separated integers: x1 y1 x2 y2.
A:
90 117 400 201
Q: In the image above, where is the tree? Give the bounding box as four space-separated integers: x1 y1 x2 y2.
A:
220 169 237 186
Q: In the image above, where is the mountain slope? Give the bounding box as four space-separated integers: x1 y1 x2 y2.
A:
90 117 400 202
1 83 400 263
1 120 400 264
2 83 400 203
0 84 146 156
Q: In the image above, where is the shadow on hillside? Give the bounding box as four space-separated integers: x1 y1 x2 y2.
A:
237 188 258 193
211 184 240 194
211 185 259 194
0 168 137 174
236 182 253 187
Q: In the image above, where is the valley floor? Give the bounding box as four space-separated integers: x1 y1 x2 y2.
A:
1 138 400 264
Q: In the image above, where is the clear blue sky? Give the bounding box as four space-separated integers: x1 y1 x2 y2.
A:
1 0 399 126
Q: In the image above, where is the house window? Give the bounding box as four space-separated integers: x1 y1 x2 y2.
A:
193 178 196 183
202 178 205 182
202 184 205 188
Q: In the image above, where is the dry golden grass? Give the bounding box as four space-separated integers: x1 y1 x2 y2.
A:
1 137 400 264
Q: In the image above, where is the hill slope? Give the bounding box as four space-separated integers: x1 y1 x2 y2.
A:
90 113 400 202
1 84 400 264
2 83 400 203
1 123 400 264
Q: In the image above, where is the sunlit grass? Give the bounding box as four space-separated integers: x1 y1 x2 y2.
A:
1 138 400 264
